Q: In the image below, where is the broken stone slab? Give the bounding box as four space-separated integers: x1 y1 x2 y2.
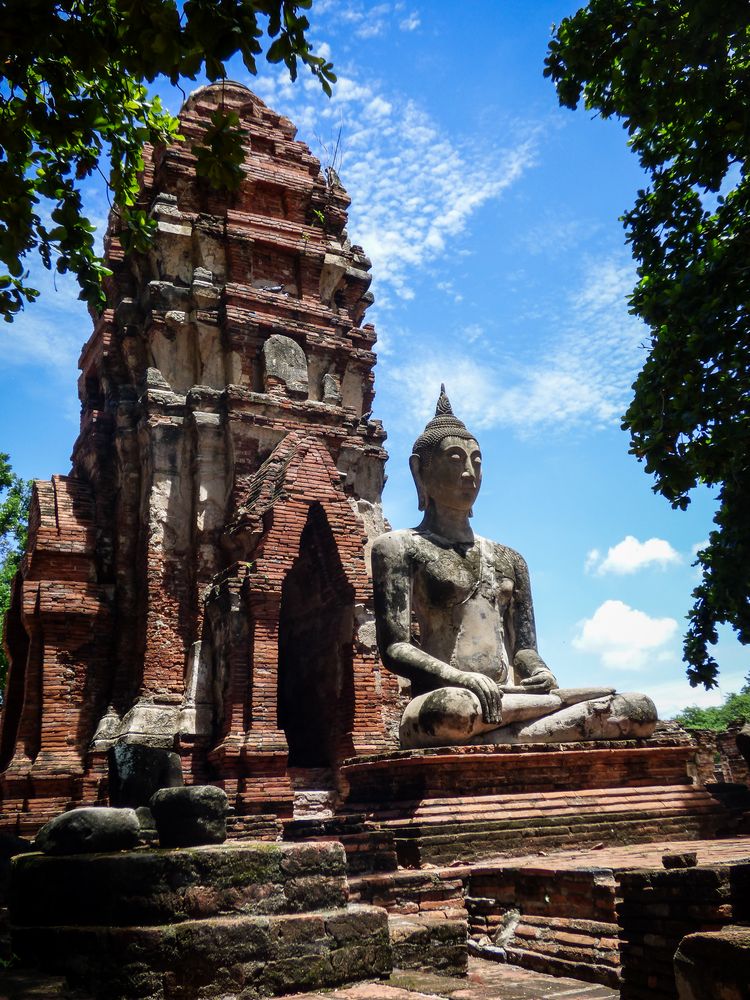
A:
114 702 181 749
663 851 698 869
149 785 228 847
12 904 391 1000
34 807 140 855
388 912 467 975
108 742 184 809
674 924 750 1000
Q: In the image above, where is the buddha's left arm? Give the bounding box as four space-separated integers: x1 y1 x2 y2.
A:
511 553 558 690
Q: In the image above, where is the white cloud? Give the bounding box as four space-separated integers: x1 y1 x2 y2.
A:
586 535 682 575
400 12 421 31
584 549 601 574
572 599 678 670
382 253 647 435
641 672 748 719
315 1 415 40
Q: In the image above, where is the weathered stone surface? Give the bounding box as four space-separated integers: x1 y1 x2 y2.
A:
150 785 228 847
388 913 468 975
10 841 348 928
674 925 750 1000
34 807 140 855
108 743 183 808
11 905 391 1000
372 386 657 750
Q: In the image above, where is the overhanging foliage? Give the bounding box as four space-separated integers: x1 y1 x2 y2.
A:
0 0 334 320
546 0 750 687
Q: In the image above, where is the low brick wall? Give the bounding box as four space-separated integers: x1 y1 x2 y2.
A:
691 724 750 785
349 868 468 917
617 861 750 1000
467 866 619 988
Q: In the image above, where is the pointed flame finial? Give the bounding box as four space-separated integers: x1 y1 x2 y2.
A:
435 383 454 417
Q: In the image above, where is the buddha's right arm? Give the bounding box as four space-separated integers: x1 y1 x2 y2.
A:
371 533 446 682
371 534 502 723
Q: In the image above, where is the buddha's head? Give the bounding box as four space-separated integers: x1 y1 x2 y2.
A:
410 386 482 515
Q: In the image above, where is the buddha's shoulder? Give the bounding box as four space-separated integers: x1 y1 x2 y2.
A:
371 528 414 561
371 528 420 556
476 535 528 570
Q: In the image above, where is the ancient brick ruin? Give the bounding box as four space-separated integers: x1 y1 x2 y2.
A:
0 81 401 834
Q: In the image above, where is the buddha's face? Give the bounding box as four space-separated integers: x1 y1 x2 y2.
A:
416 435 482 513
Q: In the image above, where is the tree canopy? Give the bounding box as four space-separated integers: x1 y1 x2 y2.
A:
0 0 334 321
0 455 31 691
674 681 750 732
546 0 750 688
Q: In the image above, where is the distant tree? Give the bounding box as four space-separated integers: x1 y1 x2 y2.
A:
0 0 334 321
546 1 750 689
675 679 750 731
0 455 31 692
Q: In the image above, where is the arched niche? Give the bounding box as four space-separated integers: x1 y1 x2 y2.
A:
0 575 32 772
277 502 355 767
262 334 308 398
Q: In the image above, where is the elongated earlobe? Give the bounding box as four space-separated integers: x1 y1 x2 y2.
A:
409 453 427 512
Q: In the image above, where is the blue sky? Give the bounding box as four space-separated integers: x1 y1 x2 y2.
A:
1 0 747 715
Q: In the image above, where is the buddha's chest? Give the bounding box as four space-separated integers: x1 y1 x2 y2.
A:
411 544 515 616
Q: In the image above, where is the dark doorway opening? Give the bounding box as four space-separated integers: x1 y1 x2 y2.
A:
277 503 354 767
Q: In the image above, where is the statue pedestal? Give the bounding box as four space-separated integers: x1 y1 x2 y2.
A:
338 738 739 866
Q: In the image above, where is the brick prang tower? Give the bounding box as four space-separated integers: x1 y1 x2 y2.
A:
0 81 401 834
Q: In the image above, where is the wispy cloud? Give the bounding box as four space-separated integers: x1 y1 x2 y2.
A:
0 266 88 375
642 671 748 719
313 0 420 39
518 212 596 256
586 536 682 575
399 12 421 31
385 255 645 435
250 69 538 306
572 599 678 670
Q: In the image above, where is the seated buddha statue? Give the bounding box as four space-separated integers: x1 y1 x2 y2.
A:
372 387 658 749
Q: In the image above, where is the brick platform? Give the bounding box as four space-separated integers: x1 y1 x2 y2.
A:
338 742 745 867
9 841 392 1000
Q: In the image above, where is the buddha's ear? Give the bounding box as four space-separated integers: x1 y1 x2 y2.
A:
409 453 427 512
